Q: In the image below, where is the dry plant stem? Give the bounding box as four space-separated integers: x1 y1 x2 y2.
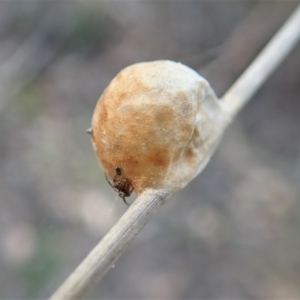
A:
49 5 300 300
220 4 300 120
50 188 172 300
202 1 298 95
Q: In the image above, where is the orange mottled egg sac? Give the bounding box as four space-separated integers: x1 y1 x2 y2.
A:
90 60 226 195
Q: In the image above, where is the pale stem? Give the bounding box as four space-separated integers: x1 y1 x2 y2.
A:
49 5 300 300
50 189 173 300
220 4 300 120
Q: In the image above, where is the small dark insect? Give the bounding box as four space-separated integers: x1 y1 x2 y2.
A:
105 167 134 205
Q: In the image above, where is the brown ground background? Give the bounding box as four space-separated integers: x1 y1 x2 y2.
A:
0 1 300 299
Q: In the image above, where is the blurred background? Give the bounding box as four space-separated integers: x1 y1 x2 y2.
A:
0 1 300 299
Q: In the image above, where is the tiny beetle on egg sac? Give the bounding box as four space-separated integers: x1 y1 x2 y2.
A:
105 167 134 205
